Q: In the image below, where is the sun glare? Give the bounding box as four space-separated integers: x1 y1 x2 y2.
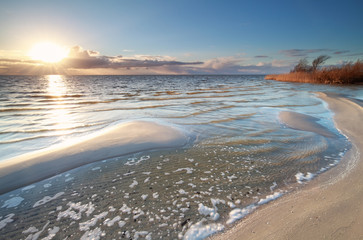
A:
29 42 69 63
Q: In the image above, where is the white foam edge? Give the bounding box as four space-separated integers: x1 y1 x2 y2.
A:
226 205 256 225
183 219 224 240
295 172 315 184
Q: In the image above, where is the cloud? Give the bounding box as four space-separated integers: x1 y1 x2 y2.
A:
183 57 293 74
0 58 41 64
331 50 363 57
132 55 177 61
0 45 203 75
280 49 331 57
62 46 202 70
238 60 293 74
68 46 100 58
254 55 269 58
201 56 244 71
334 50 350 55
0 59 67 75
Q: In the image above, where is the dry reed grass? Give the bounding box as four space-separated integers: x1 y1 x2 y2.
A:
265 61 363 84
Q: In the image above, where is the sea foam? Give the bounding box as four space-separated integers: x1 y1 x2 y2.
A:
183 220 224 240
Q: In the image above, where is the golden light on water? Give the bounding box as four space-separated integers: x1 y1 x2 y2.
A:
47 75 73 132
47 75 66 97
29 42 69 63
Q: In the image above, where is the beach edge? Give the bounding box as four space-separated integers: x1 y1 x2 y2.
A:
212 92 363 240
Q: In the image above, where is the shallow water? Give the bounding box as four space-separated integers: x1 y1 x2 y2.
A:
0 75 361 239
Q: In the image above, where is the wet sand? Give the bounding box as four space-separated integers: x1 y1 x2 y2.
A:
279 111 337 138
213 92 363 240
0 121 188 195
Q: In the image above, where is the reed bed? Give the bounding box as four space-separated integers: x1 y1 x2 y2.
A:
266 61 363 84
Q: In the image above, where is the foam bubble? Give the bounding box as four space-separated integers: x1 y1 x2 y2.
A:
124 171 135 176
134 231 149 240
80 212 108 231
33 192 64 208
118 220 126 228
80 227 105 240
227 201 235 208
226 205 256 225
174 168 194 174
120 204 131 214
258 192 283 205
133 208 145 220
183 220 224 240
65 177 74 182
295 172 315 184
57 201 95 221
22 185 35 191
42 226 60 240
188 183 196 188
129 180 138 188
198 203 219 221
141 194 148 200
23 221 49 240
22 226 38 234
269 182 277 192
125 155 150 166
104 216 120 227
179 189 188 195
0 213 15 230
2 196 24 208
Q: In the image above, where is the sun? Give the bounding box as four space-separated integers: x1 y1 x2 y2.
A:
29 42 69 63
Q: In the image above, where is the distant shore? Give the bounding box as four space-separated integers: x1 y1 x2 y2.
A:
213 92 363 239
265 61 363 84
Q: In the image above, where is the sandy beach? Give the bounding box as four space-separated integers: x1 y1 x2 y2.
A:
213 92 363 239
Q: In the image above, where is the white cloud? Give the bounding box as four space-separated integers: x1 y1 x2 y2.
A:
132 55 177 61
0 45 202 75
279 49 331 57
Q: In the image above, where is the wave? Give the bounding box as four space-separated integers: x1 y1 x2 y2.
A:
0 122 106 135
2 103 33 108
0 107 48 112
27 94 85 99
0 121 191 194
139 94 240 102
92 104 174 112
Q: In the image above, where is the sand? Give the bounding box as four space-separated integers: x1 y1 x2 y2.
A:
0 121 189 195
213 92 363 240
279 111 337 138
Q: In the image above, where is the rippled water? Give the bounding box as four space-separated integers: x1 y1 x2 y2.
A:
0 75 361 239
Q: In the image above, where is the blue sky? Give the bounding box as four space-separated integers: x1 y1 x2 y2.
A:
0 0 362 74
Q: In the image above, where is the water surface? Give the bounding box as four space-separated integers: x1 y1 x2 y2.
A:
0 75 360 239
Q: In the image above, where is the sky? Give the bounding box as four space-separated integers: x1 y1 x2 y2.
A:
0 0 362 75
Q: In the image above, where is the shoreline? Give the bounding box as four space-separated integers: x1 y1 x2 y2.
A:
213 92 363 239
